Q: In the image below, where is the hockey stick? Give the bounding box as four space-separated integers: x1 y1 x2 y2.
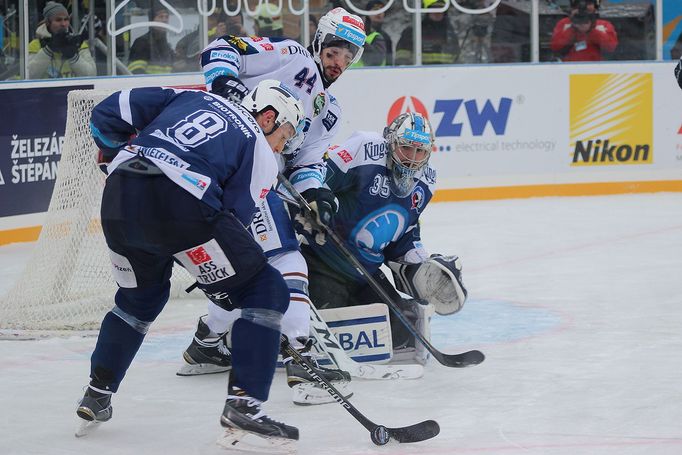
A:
277 173 484 368
280 335 439 445
308 302 425 380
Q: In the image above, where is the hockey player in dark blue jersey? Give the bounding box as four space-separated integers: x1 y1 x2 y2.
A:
296 113 468 365
75 80 307 452
178 7 367 405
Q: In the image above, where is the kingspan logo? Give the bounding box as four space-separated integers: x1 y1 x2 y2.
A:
570 73 652 166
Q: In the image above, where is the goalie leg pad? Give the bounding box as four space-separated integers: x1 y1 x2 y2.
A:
317 303 393 364
389 255 468 316
392 298 434 365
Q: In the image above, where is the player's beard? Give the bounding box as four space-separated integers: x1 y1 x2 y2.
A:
324 65 343 82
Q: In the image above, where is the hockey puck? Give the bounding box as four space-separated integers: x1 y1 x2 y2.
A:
371 426 390 445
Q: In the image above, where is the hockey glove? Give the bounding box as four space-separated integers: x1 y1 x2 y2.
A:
301 187 337 227
389 254 467 316
211 75 250 104
293 211 327 246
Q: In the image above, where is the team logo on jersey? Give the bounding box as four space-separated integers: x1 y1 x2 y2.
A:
411 186 425 212
259 43 274 51
313 92 326 117
260 188 270 199
352 204 408 262
337 149 353 163
251 36 264 42
228 36 248 51
322 111 338 131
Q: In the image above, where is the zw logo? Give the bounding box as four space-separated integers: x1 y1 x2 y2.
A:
388 96 513 138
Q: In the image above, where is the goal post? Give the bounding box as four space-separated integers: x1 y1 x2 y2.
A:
0 89 194 332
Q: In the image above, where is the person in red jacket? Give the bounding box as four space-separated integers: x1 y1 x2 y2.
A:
550 0 617 62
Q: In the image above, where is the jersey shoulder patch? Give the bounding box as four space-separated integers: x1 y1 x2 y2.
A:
419 164 437 191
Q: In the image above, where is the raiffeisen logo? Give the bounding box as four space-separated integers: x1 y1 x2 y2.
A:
387 95 513 140
570 73 652 166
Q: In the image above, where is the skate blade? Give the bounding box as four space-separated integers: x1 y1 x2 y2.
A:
176 363 231 376
75 417 101 438
291 381 353 406
217 426 297 454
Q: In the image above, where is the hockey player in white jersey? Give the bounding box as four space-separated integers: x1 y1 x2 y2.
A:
296 113 468 364
76 80 308 451
179 7 366 405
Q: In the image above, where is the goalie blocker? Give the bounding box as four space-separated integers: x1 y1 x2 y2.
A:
389 255 468 316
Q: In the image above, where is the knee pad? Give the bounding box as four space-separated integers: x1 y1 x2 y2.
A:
113 282 170 331
229 263 289 315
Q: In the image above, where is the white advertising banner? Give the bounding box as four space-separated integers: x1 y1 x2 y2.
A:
332 62 682 191
1 61 682 239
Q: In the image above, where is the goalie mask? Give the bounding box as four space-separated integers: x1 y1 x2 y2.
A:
312 8 366 69
383 113 434 197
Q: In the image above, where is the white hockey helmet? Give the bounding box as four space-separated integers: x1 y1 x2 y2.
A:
383 112 434 197
241 79 306 146
312 7 366 66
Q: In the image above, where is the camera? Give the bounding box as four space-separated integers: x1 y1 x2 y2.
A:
50 29 82 51
570 0 597 26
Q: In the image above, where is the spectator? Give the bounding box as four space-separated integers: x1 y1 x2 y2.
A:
254 3 283 37
363 0 393 65
550 0 617 62
173 10 228 73
27 1 96 79
225 11 248 36
127 2 174 74
395 0 460 65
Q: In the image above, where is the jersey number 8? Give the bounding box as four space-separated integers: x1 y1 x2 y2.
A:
168 110 228 147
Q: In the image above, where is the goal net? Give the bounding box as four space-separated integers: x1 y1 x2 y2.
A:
0 89 194 332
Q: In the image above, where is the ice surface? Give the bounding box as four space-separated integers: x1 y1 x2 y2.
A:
2 193 682 454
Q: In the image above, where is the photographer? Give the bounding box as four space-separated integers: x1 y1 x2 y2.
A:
550 0 617 62
27 1 96 79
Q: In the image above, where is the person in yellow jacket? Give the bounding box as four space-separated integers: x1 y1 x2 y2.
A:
395 0 460 65
352 0 389 67
28 1 96 79
127 2 175 74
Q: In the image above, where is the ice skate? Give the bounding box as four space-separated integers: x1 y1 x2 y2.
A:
284 353 353 406
75 387 112 437
177 316 232 376
217 393 298 454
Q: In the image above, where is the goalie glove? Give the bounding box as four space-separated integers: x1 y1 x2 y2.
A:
388 254 467 316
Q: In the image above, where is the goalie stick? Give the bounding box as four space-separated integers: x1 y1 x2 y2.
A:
308 302 424 380
280 335 439 445
277 174 485 369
